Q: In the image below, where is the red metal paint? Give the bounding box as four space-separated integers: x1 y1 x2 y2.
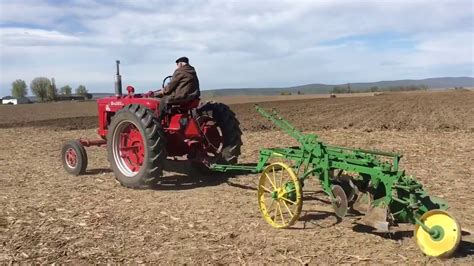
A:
168 114 184 130
96 96 160 138
65 148 77 168
118 123 145 172
126 86 135 95
85 91 222 166
79 138 107 147
184 118 201 138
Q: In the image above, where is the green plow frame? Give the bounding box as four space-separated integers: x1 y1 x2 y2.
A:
210 105 461 258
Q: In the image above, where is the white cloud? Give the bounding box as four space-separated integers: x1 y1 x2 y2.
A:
0 28 80 46
0 1 60 26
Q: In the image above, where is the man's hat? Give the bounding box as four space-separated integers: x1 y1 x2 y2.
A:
175 56 189 64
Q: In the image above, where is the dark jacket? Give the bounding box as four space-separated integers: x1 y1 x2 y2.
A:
163 64 200 103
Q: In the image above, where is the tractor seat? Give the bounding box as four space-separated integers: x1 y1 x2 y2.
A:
168 98 200 113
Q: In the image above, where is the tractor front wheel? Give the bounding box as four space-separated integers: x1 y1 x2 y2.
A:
61 140 88 175
107 104 166 188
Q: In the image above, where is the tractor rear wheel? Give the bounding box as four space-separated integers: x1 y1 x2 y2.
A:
107 104 166 188
61 140 88 175
192 101 242 170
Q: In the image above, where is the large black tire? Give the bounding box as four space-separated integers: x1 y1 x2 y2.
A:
194 101 242 168
61 140 88 176
107 104 167 188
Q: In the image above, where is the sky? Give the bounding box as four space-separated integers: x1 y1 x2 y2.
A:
0 0 473 96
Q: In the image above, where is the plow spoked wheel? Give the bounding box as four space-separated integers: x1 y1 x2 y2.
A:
414 210 461 258
331 184 348 218
107 104 166 188
61 140 88 176
258 162 302 228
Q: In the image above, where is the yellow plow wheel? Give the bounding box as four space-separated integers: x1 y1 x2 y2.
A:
414 210 461 258
258 162 302 228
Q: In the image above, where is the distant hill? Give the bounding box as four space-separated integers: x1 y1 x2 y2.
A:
201 77 474 96
16 77 468 100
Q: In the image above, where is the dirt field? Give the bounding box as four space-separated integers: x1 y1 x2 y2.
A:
1 91 473 263
1 90 473 132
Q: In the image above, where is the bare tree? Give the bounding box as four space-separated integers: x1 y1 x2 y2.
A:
11 79 28 98
47 77 58 101
76 85 88 96
60 85 72 95
30 77 51 102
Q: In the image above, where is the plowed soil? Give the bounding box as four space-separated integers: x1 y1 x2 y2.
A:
1 90 473 264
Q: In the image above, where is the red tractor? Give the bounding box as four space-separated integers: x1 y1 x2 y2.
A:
61 60 242 188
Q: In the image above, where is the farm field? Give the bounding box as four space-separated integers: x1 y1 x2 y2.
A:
1 90 473 132
0 91 473 263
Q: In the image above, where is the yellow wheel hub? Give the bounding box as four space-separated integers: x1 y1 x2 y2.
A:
258 162 302 229
414 210 461 258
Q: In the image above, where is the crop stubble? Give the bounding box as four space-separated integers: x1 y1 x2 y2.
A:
0 91 473 263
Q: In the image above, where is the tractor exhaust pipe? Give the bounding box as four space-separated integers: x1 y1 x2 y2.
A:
115 60 122 97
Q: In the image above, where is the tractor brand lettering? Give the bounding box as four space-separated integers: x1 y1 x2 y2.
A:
110 101 124 106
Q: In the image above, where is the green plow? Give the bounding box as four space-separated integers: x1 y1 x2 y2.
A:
210 105 461 258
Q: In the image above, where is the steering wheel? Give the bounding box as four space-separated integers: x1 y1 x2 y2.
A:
162 75 172 88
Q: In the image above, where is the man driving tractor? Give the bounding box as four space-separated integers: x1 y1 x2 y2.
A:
155 56 200 118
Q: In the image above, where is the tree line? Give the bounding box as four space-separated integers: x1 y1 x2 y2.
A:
331 84 429 94
11 78 90 102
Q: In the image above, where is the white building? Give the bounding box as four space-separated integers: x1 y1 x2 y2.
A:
1 97 31 105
